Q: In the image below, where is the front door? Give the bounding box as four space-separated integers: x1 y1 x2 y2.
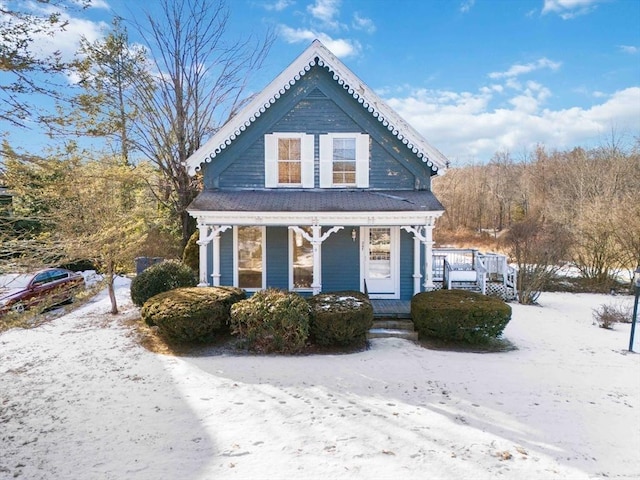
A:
361 227 399 299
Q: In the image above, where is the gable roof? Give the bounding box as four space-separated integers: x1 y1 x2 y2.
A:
185 40 449 176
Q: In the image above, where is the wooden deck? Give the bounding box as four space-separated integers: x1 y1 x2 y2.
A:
370 299 411 319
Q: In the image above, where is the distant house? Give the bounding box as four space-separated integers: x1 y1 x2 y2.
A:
185 40 448 300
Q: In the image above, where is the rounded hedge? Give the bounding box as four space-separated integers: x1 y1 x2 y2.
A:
308 291 373 346
130 260 197 307
411 289 512 344
140 286 246 343
230 289 310 353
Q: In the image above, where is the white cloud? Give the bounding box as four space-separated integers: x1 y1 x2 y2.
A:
352 13 375 34
262 0 294 12
27 9 109 64
489 58 562 79
80 0 110 8
384 86 640 163
460 0 475 13
542 0 603 19
307 0 341 28
618 45 639 54
279 25 360 58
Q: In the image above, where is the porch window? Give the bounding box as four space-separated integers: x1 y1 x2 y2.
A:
235 226 265 290
290 227 313 290
319 133 369 188
264 133 314 188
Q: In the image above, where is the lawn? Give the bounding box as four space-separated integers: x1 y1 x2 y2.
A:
0 278 638 480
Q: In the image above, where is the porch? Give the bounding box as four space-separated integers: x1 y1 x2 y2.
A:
369 248 517 317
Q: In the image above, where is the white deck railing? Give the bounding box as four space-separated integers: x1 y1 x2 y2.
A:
433 248 515 298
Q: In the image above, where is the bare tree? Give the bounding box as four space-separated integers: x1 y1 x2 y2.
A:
130 0 274 246
503 216 572 304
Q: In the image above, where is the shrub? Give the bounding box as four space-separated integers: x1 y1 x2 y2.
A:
592 301 632 329
411 289 512 344
140 286 245 343
230 289 310 353
308 291 373 346
130 260 197 307
182 230 200 273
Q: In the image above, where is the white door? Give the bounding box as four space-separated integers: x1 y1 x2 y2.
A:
361 227 399 299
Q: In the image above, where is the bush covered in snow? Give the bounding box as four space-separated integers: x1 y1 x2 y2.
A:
130 260 197 307
230 289 310 353
308 291 373 347
412 289 512 344
140 286 245 343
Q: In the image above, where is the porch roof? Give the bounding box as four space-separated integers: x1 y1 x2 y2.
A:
189 189 444 212
188 189 444 226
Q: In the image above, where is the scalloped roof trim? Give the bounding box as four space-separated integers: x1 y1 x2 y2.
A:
185 39 449 176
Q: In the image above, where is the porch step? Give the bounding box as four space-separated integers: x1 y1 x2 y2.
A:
372 319 415 330
367 318 418 342
450 282 481 291
368 328 419 341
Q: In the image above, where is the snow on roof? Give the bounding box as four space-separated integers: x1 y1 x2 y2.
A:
184 39 449 176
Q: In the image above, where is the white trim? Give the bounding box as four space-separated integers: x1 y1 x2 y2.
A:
360 226 400 299
185 40 448 176
190 209 444 227
233 226 266 291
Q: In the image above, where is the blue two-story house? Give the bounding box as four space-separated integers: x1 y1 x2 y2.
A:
185 40 448 301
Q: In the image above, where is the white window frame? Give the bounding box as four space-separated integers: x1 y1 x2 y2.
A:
233 226 266 291
319 133 369 188
288 227 315 292
264 133 314 188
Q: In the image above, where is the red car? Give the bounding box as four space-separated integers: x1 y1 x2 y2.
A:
0 268 85 315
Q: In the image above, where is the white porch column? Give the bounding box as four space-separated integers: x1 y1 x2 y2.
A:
412 236 422 295
423 220 435 289
402 219 436 292
196 222 230 287
196 222 212 287
290 225 343 295
211 226 231 286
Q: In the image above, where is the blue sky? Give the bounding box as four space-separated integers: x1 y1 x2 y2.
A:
4 0 640 164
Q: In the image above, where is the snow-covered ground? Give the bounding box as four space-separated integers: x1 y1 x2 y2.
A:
1 279 638 480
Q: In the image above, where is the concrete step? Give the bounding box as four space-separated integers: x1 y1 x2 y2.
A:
372 319 415 330
367 328 419 341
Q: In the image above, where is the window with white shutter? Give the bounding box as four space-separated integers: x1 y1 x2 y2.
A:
264 133 314 188
319 133 369 188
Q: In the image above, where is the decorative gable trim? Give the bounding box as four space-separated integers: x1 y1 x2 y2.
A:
185 40 449 176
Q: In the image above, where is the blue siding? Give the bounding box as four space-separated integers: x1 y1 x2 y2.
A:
207 65 434 191
321 227 360 292
266 227 289 289
399 229 415 300
219 230 234 286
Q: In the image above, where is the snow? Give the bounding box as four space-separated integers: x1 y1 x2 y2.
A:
1 279 639 480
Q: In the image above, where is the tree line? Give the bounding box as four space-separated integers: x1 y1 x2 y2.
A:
432 140 640 301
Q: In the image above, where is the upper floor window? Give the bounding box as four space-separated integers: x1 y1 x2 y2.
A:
265 133 314 188
332 138 356 184
278 137 301 184
320 133 369 188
